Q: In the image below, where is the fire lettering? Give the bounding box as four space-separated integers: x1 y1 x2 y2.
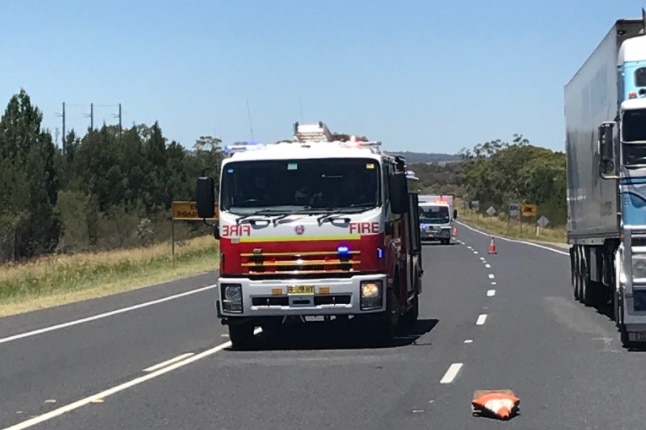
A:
222 224 252 237
349 222 380 234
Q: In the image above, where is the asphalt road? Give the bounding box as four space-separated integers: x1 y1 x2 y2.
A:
2 223 645 429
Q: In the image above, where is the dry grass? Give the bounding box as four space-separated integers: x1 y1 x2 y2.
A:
457 203 568 247
0 235 220 317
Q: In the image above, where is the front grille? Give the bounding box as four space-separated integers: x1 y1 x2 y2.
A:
251 295 352 307
240 250 361 275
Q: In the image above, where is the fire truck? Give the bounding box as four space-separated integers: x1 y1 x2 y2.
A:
195 122 424 349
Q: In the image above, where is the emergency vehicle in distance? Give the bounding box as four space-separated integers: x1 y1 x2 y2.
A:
195 121 424 349
418 194 457 245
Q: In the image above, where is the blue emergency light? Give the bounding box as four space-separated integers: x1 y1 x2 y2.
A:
337 245 350 255
224 140 265 154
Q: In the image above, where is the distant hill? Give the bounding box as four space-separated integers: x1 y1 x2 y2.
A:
385 151 461 164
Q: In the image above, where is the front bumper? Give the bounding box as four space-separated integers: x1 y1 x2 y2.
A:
216 274 387 317
421 227 450 240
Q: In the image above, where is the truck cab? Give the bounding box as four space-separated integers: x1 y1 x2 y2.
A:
418 195 457 245
194 122 424 349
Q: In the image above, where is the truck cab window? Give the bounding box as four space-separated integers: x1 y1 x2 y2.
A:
622 109 646 166
636 67 646 87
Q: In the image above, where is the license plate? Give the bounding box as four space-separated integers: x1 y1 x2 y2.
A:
287 285 315 295
628 332 646 342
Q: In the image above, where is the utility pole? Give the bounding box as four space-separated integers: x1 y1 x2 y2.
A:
85 103 94 130
56 102 66 153
116 103 122 133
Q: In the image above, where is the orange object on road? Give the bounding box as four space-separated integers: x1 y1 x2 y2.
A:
488 237 497 254
471 389 520 420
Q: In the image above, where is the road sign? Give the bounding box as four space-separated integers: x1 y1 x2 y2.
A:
486 206 496 216
509 201 521 218
471 200 480 211
172 201 218 220
521 203 537 217
536 215 550 228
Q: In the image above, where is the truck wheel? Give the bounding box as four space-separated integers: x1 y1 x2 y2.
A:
373 288 399 345
228 322 255 350
574 247 582 301
401 296 419 328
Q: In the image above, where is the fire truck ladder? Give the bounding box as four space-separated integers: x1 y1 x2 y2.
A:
294 121 333 143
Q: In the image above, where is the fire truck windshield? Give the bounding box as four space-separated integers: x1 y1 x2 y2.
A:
220 157 381 214
420 205 449 223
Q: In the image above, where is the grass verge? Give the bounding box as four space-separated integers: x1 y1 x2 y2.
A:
0 235 219 318
457 207 568 248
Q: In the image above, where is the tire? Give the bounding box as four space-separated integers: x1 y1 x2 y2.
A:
373 288 399 346
401 296 419 328
228 322 255 350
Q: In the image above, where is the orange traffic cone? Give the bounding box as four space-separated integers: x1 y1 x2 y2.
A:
488 237 497 254
452 226 458 238
471 389 520 420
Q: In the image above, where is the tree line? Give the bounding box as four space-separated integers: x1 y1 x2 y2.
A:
0 89 223 263
0 88 566 264
456 134 566 226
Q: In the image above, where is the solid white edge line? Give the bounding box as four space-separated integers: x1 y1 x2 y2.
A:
476 314 488 325
440 363 463 384
2 327 263 430
0 284 218 345
143 353 195 372
487 289 496 297
456 221 569 256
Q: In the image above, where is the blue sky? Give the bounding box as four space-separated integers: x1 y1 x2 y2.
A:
1 0 644 154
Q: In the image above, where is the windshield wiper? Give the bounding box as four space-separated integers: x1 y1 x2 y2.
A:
236 209 293 224
314 203 376 225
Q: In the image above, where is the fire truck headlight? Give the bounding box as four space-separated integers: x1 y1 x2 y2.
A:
222 284 243 313
360 280 383 310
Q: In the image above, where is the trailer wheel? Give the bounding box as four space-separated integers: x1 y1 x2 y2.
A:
573 245 581 302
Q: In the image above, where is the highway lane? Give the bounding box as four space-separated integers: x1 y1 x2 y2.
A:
0 272 216 338
442 223 646 429
8 223 645 429
0 273 224 428
9 237 498 430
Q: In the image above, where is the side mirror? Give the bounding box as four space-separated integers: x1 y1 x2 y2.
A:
453 209 458 219
389 174 409 215
598 122 617 178
196 176 215 218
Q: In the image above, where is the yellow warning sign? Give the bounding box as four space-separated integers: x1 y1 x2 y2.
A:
521 203 537 217
172 201 218 220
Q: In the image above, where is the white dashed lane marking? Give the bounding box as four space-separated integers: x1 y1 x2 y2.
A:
440 363 463 384
487 289 496 297
476 314 488 325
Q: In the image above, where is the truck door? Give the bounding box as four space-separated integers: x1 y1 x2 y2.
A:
407 192 422 294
